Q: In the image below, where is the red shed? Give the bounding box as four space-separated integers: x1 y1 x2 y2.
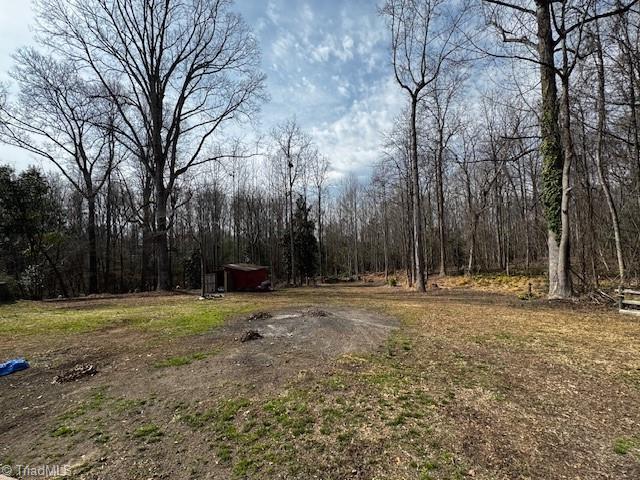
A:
223 263 269 292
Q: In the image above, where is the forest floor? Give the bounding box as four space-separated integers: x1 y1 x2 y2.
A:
1 280 639 479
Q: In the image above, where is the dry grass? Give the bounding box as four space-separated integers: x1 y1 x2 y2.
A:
362 271 548 298
437 273 547 297
1 285 639 479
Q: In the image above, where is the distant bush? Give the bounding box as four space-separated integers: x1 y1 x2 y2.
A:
388 277 398 287
0 281 15 303
19 265 45 300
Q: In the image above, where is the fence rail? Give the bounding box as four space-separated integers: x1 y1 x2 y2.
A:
618 288 640 316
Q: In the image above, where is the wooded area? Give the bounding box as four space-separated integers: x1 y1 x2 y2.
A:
1 0 640 299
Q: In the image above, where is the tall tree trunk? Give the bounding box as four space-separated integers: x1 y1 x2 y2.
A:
105 176 112 292
595 28 625 284
492 154 504 270
141 178 154 291
621 21 640 210
557 73 574 298
200 234 206 297
288 166 295 285
400 182 412 287
149 77 171 291
630 73 640 211
436 144 446 276
468 213 479 275
578 108 599 286
155 182 171 291
317 187 323 278
518 161 531 272
536 0 571 298
410 96 426 291
382 182 389 281
464 165 476 276
87 192 98 294
119 227 125 292
353 197 359 278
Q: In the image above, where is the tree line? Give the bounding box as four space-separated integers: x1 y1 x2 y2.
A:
1 0 640 299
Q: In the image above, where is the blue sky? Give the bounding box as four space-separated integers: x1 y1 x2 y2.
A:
0 0 403 179
237 0 402 179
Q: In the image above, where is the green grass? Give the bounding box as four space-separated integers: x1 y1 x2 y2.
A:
153 351 213 368
50 425 75 437
264 395 314 436
614 437 637 455
114 398 148 413
91 427 111 445
52 388 108 437
177 393 318 478
0 298 257 337
132 424 163 441
52 388 157 448
180 398 250 430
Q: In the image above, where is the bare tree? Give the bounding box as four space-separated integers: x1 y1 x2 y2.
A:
592 19 625 284
382 0 467 291
482 0 637 297
310 153 330 279
422 69 465 276
271 119 312 285
0 50 116 294
372 161 392 280
35 0 266 290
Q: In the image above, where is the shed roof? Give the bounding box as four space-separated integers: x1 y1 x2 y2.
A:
223 263 268 272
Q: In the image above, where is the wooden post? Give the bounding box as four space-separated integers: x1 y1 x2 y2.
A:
528 282 532 300
618 286 624 311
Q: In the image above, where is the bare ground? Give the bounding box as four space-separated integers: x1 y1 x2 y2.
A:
0 284 639 479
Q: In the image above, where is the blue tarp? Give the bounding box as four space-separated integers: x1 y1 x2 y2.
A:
0 358 29 377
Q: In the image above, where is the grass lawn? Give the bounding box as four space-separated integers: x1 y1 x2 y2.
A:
1 281 639 479
0 294 259 337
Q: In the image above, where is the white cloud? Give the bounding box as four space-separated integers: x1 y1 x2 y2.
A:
310 39 332 62
331 75 351 97
300 3 314 23
309 33 355 64
309 77 404 179
266 0 281 24
272 31 300 61
300 76 317 94
342 35 354 53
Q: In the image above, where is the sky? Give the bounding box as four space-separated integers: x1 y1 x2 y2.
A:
0 0 403 179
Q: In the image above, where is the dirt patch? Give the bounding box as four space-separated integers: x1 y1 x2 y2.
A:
53 363 98 383
178 306 400 398
0 302 399 480
222 306 396 362
247 311 272 321
239 330 263 342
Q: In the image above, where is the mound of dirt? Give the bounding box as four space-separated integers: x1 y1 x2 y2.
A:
216 307 398 378
53 363 98 383
248 312 272 321
240 330 263 343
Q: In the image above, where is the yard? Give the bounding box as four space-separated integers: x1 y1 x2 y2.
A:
1 282 639 479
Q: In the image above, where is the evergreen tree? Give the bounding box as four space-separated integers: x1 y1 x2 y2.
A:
293 196 318 282
183 248 202 290
0 166 67 298
281 196 318 284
